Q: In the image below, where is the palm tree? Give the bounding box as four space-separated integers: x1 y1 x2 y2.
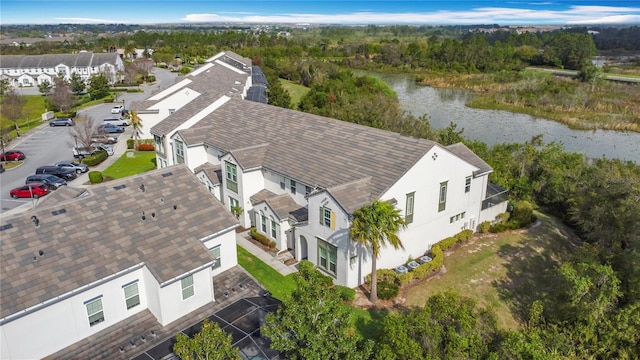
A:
350 199 406 304
127 110 143 150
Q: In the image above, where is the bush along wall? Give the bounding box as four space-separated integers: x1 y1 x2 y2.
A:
81 150 108 166
250 227 276 248
88 171 104 184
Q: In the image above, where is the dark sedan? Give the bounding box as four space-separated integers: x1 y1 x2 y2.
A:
0 150 26 161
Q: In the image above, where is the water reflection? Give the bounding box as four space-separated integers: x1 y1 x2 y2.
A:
356 71 639 164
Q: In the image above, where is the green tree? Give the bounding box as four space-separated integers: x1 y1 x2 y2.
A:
87 74 110 99
38 80 52 95
350 199 406 304
0 89 26 137
0 78 9 96
47 76 75 113
173 318 240 360
436 121 464 145
376 291 500 359
69 72 86 95
261 261 373 360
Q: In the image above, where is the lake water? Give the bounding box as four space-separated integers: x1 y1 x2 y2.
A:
360 71 640 164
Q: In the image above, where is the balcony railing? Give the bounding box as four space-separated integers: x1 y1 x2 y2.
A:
482 183 509 210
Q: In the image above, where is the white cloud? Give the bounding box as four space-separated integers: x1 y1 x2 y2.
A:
182 5 640 25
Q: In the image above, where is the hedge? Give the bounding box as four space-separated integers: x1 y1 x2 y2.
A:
335 285 356 302
127 138 154 149
81 150 108 166
377 281 399 300
88 171 103 184
250 227 275 248
137 143 155 151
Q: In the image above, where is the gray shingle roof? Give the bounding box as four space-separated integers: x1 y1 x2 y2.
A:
446 142 493 176
0 52 120 69
250 189 278 205
178 98 438 201
326 177 374 214
0 165 238 321
255 193 308 223
194 163 222 185
150 92 228 136
230 143 269 171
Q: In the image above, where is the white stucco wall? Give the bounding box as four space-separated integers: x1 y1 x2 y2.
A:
202 228 239 276
253 202 291 251
156 267 213 326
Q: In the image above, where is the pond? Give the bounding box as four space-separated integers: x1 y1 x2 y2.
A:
359 71 640 164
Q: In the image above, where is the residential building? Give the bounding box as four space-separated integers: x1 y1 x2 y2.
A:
0 166 238 359
0 51 124 88
148 87 508 287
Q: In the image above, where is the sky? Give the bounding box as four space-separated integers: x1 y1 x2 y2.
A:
1 0 639 26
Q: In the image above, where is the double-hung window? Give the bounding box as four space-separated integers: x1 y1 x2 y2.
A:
439 181 448 212
318 239 337 277
225 162 238 193
260 211 267 233
123 282 140 310
229 197 239 212
320 206 333 229
465 176 471 193
290 180 296 194
210 245 221 269
175 140 185 164
85 297 104 327
405 192 415 224
270 217 277 239
181 275 194 300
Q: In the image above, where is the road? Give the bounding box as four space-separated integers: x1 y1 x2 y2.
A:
0 68 177 215
527 66 640 83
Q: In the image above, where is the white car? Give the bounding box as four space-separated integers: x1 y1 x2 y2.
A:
111 105 124 114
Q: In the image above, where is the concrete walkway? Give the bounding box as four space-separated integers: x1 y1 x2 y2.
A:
236 231 298 276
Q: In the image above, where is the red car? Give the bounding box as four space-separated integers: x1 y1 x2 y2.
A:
10 183 50 199
0 150 26 161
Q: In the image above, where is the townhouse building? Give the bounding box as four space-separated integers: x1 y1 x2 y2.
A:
0 51 124 88
0 166 238 359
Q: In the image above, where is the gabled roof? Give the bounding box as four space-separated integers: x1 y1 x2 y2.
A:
250 189 278 205
446 142 493 177
177 98 437 201
150 92 225 136
253 193 308 223
194 163 222 185
228 143 269 171
0 166 238 321
325 177 374 214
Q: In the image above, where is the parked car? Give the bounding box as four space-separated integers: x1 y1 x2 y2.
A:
0 150 26 161
98 123 126 133
25 174 67 189
35 165 77 180
111 105 124 114
90 133 118 144
102 117 129 126
49 117 75 127
55 160 89 173
91 143 114 156
73 143 114 158
10 183 50 199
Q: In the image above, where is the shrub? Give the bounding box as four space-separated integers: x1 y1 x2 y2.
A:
396 272 414 286
137 143 155 151
127 138 154 149
88 171 103 184
249 227 275 248
365 269 397 285
512 200 534 226
456 229 473 242
489 220 521 233
81 150 108 166
479 221 491 233
495 212 511 223
438 236 458 251
335 285 356 302
377 281 399 300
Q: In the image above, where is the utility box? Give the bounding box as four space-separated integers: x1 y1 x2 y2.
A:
41 111 55 121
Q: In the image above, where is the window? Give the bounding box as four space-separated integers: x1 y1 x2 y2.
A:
169 108 176 115
271 217 277 239
123 282 140 310
280 181 285 190
305 186 312 196
85 297 104 326
210 245 221 269
229 197 239 212
260 211 267 233
319 206 334 229
318 239 337 276
405 192 415 224
181 275 194 300
225 162 238 193
175 140 185 164
290 180 296 194
438 181 448 212
154 135 164 155
465 176 471 193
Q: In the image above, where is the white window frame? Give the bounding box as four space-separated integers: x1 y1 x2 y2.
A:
225 161 238 193
321 206 331 227
270 217 277 239
181 275 194 300
229 197 239 212
439 181 448 212
318 239 337 277
405 192 415 224
85 297 104 327
210 245 221 269
175 140 185 164
465 176 471 193
260 211 267 233
290 180 296 194
123 281 140 310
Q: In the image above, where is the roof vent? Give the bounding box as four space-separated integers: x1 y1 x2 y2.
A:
151 212 156 219
141 211 146 221
173 205 178 210
52 208 67 216
39 250 44 256
114 184 127 190
0 224 13 232
161 172 173 178
139 184 145 192
31 216 40 228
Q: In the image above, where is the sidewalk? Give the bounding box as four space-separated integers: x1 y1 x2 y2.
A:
236 230 298 276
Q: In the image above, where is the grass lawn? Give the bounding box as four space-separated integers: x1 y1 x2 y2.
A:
100 151 157 179
280 79 309 108
236 245 296 301
403 212 577 330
